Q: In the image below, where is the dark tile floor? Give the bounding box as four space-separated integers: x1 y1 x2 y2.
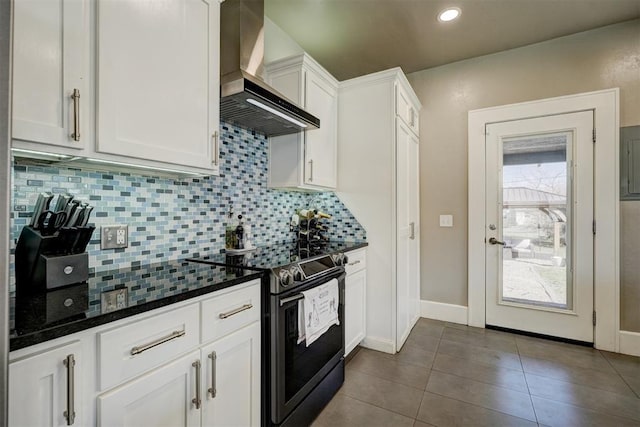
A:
311 318 640 427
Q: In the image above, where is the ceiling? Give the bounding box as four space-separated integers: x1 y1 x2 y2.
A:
265 0 640 81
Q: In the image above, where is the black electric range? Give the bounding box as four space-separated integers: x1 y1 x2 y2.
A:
189 240 368 427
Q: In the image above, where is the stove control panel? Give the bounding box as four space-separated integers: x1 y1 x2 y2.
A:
330 253 348 266
289 265 304 282
278 269 294 287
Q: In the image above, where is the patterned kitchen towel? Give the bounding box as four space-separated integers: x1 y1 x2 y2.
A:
301 278 340 347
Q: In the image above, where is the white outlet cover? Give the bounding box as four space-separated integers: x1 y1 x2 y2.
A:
439 215 454 227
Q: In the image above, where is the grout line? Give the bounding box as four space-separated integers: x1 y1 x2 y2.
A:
420 387 539 425
597 349 640 399
513 329 540 425
336 392 418 422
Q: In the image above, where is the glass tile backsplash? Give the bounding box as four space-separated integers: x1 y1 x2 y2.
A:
9 122 366 291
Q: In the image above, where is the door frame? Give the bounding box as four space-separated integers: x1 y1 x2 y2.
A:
468 89 619 351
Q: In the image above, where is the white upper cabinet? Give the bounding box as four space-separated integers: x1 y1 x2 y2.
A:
96 0 220 172
266 53 338 190
11 0 221 175
12 0 90 150
396 84 419 136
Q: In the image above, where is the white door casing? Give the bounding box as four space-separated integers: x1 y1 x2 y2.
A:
485 111 594 342
468 89 619 351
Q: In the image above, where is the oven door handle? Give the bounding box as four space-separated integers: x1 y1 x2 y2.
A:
279 293 304 307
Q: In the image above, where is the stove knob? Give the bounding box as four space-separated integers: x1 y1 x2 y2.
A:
279 269 294 287
290 266 304 282
343 254 349 265
332 253 345 266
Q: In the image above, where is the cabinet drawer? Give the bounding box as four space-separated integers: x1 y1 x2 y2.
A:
201 280 261 344
396 85 419 135
98 303 199 391
345 248 367 275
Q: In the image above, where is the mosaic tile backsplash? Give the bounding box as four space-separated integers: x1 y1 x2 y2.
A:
9 122 366 292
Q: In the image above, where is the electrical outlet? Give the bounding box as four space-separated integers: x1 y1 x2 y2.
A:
101 288 128 313
101 225 128 249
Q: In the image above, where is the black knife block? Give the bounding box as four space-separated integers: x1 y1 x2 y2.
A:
14 226 95 333
15 225 95 292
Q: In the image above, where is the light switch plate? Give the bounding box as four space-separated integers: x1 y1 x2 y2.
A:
439 214 454 227
101 225 128 249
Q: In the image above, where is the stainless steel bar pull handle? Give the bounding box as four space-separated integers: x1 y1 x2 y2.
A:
347 260 361 266
409 222 415 240
70 89 80 141
279 293 304 307
219 303 253 319
63 354 75 425
192 360 202 409
308 159 314 182
208 351 217 398
489 237 506 245
212 131 219 166
130 330 185 356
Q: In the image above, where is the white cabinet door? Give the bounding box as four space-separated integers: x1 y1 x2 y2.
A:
98 350 201 427
9 341 83 427
96 0 219 171
304 71 337 188
396 120 420 351
201 322 261 427
266 54 337 190
12 0 89 150
345 268 367 356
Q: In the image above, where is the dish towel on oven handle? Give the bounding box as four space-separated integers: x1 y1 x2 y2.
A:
297 278 340 347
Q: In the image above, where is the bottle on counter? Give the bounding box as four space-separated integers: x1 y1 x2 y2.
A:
234 215 245 249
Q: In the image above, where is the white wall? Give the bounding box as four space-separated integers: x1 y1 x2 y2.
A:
407 20 640 330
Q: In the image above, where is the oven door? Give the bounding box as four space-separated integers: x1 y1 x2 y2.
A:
271 269 345 425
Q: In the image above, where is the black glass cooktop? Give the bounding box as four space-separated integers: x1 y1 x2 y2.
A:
189 240 368 271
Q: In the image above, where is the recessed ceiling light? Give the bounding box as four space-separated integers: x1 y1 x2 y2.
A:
438 7 461 22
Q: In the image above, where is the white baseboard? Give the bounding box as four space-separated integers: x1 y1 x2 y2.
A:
421 300 468 325
619 330 640 357
360 336 395 354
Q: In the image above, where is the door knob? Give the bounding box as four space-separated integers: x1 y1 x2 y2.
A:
488 237 505 245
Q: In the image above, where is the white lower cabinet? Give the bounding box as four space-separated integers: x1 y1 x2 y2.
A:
344 248 367 356
201 322 261 427
9 341 83 427
9 280 262 427
98 350 201 427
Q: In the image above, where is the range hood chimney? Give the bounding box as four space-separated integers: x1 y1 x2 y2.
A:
220 0 320 136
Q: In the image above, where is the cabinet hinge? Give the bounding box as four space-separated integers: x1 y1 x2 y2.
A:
592 220 596 235
593 310 597 326
592 128 596 143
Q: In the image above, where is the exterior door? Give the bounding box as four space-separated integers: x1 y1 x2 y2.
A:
485 111 594 342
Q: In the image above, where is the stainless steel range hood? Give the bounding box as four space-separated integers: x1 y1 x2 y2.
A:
220 0 320 136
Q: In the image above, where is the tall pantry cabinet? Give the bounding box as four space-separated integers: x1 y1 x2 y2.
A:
337 68 421 353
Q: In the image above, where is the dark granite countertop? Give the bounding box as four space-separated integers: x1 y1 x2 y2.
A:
10 259 266 351
9 240 367 352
